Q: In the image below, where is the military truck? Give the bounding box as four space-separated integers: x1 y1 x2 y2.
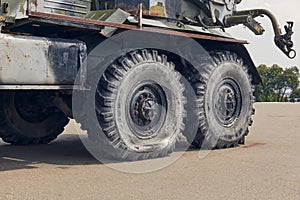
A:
0 0 295 160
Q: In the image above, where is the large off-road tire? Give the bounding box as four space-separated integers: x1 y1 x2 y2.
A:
0 91 69 145
81 49 186 161
185 51 255 149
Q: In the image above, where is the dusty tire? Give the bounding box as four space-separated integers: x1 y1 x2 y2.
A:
185 51 255 149
87 49 186 161
0 91 69 145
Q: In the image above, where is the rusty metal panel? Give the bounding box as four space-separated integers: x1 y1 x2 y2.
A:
0 33 86 85
29 0 91 17
99 0 197 19
1 0 91 21
28 11 247 44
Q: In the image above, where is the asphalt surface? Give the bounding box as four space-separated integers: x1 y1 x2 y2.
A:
0 103 300 199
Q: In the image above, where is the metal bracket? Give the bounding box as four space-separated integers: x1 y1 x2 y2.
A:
275 22 296 59
245 18 265 35
209 1 217 23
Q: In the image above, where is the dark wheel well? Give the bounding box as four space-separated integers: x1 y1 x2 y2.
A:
0 91 69 145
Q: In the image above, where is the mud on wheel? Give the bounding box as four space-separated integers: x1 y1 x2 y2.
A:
185 51 255 149
0 91 69 145
89 49 186 161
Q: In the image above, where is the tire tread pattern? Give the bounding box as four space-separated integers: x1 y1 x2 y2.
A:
186 50 255 149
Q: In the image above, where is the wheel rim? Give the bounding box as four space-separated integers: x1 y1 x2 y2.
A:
15 91 49 123
213 78 242 127
127 81 167 139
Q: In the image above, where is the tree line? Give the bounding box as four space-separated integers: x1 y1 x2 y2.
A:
254 64 300 102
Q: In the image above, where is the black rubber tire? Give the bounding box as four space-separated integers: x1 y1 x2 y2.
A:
82 49 186 161
0 91 69 145
185 51 255 149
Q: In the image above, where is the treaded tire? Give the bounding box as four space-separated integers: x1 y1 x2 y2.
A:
0 91 69 145
185 51 255 149
79 49 186 161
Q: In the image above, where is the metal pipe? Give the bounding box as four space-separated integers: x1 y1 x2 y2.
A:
236 9 296 59
224 15 252 27
235 9 282 36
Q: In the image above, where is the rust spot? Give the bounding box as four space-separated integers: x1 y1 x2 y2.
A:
242 142 266 149
30 0 39 11
33 0 38 7
6 54 11 62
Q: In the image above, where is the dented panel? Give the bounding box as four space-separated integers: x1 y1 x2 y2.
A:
0 33 86 85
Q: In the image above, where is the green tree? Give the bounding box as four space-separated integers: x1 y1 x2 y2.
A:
255 64 299 102
290 88 300 101
278 66 299 102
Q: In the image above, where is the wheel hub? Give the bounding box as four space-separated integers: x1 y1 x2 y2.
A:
139 98 157 122
213 78 242 127
128 82 167 139
15 91 51 123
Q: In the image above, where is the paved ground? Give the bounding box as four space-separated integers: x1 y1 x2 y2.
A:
0 103 300 199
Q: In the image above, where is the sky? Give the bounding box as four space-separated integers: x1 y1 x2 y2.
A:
227 0 299 68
